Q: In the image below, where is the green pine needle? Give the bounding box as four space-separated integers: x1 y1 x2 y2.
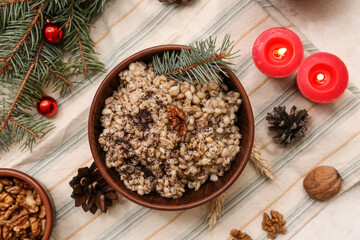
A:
153 34 239 84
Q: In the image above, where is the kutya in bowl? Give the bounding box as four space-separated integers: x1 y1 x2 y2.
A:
0 168 54 239
89 45 254 211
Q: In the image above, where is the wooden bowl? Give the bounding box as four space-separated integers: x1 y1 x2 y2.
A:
0 168 54 239
89 45 254 211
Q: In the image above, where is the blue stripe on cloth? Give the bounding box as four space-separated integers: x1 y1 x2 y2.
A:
97 207 152 240
254 86 296 128
235 55 257 79
189 0 254 43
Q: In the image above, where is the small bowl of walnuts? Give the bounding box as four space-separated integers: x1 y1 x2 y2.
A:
0 168 54 239
89 45 255 210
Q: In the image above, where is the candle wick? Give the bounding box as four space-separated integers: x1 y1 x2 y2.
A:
273 48 287 60
316 73 326 84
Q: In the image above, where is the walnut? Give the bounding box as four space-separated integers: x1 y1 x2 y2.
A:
5 186 21 195
24 190 36 208
230 229 252 240
4 203 19 220
262 210 287 239
2 225 13 239
38 206 45 219
10 210 28 226
0 192 14 210
0 179 13 187
303 166 342 201
32 191 42 206
29 216 41 237
14 229 27 239
167 105 187 136
16 190 27 205
13 179 31 190
23 205 39 214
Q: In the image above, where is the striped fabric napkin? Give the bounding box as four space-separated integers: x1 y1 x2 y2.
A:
1 0 359 239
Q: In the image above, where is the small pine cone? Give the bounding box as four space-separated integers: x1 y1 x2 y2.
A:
266 105 308 147
69 163 118 214
159 0 192 4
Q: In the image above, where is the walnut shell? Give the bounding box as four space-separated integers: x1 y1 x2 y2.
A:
303 166 342 201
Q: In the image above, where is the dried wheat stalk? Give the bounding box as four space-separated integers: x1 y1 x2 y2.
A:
208 193 225 229
250 145 275 180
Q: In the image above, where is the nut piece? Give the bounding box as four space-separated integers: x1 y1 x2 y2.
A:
0 192 14 210
29 216 42 237
167 105 187 136
0 179 13 187
10 210 30 232
39 205 46 219
2 225 13 239
230 229 252 240
303 166 342 201
262 210 287 239
4 186 21 195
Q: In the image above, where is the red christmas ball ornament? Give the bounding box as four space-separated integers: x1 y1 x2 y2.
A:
36 96 58 117
43 22 63 44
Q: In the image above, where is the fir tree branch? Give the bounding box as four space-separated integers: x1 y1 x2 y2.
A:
65 0 74 29
153 34 239 84
41 59 74 88
0 41 44 132
0 0 108 151
4 117 40 138
164 53 227 76
0 63 12 75
2 1 44 65
78 32 89 76
0 0 27 7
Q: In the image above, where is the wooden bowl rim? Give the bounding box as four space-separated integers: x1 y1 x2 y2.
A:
89 44 254 211
0 168 54 239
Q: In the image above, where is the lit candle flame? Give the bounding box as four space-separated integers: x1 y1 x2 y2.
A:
316 73 326 84
273 48 287 60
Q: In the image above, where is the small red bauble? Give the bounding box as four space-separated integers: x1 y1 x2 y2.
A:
37 96 58 117
43 23 63 44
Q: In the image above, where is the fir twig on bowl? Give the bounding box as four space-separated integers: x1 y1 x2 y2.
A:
153 34 239 84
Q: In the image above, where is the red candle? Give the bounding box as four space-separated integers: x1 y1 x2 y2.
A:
296 52 348 103
252 27 304 78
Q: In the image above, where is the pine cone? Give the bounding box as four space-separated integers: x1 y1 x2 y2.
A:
69 163 118 214
266 105 308 147
159 0 193 4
